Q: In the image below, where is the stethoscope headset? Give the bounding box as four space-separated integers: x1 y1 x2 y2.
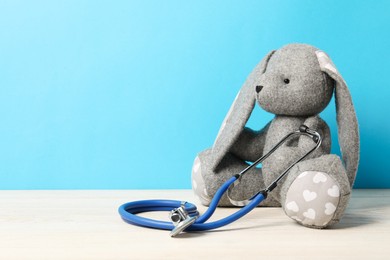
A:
118 125 321 237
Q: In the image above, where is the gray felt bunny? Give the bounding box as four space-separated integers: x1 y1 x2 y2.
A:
192 43 359 228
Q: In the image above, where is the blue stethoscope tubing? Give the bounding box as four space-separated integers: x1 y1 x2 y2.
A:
118 125 321 235
118 176 266 232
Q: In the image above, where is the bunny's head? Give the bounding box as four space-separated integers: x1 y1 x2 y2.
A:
255 44 334 116
211 43 359 186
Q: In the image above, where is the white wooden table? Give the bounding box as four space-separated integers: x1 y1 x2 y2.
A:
1 190 389 259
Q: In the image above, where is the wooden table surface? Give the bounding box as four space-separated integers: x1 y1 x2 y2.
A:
1 189 389 259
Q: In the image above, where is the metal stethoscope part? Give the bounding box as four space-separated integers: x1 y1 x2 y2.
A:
118 125 322 237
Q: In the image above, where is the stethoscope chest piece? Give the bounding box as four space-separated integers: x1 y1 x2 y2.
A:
169 205 197 237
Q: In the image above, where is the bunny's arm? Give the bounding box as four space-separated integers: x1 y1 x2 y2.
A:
229 122 271 162
299 116 331 156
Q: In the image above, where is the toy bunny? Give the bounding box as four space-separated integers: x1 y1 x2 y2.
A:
192 43 359 228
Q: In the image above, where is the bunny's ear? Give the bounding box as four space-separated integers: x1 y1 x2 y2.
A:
211 50 275 171
316 50 360 186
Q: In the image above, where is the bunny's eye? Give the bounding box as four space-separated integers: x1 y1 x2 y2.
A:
284 78 290 84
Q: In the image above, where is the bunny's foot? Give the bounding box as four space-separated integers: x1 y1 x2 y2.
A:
281 155 352 228
284 171 342 228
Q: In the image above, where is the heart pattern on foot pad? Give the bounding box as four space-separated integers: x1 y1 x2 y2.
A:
284 171 341 227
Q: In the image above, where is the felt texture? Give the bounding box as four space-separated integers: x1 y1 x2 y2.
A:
211 50 275 171
192 43 359 228
315 50 360 186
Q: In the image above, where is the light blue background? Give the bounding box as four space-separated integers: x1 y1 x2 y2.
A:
1 1 389 189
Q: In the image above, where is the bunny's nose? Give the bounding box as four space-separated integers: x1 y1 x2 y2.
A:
256 85 263 93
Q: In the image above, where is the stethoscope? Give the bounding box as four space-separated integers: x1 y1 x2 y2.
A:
118 125 322 237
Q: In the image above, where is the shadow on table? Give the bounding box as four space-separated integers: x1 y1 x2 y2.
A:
330 193 389 229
